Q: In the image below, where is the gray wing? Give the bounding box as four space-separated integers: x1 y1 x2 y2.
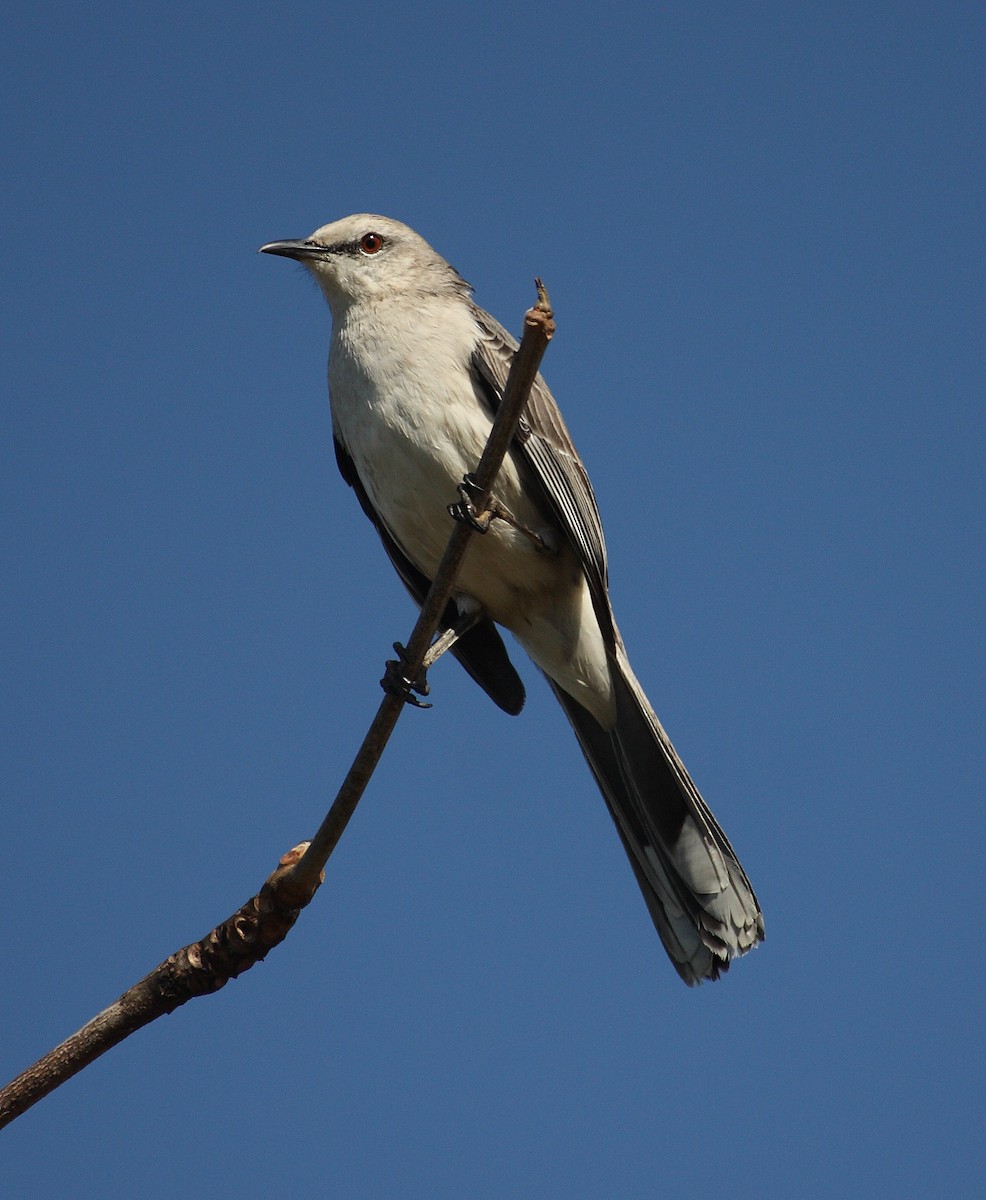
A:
469 303 614 641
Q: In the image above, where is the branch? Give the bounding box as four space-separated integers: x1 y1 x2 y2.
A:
0 283 555 1131
0 844 312 1128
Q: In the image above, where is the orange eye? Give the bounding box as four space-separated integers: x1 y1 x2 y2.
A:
359 232 384 254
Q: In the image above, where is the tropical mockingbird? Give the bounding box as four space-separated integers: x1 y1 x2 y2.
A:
261 215 763 984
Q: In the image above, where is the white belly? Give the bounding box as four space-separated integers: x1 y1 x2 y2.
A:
329 303 615 724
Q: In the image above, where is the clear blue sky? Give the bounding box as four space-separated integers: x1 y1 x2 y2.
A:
3 3 983 1195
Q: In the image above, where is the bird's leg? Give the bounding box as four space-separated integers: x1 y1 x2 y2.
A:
449 473 496 532
449 473 554 553
489 503 554 553
421 608 482 669
382 608 483 707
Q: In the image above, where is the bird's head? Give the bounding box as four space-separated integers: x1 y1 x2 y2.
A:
260 214 469 312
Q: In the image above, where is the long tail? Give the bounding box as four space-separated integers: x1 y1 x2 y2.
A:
548 646 764 984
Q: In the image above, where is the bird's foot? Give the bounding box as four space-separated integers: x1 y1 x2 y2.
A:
449 473 553 553
381 643 433 708
449 473 494 532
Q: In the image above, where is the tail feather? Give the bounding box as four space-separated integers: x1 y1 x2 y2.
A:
548 648 764 985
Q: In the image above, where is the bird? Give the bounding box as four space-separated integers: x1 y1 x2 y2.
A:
260 215 763 984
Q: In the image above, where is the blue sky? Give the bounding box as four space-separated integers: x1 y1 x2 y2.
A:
3 3 983 1195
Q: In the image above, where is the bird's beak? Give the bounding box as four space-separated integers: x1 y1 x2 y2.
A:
258 239 325 261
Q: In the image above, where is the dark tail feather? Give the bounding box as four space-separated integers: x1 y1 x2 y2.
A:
548 649 763 985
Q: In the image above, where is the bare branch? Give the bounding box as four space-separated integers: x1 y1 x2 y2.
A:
0 843 315 1129
0 284 554 1130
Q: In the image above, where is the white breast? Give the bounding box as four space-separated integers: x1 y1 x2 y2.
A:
328 294 615 723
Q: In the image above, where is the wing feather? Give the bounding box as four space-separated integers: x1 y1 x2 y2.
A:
469 304 613 637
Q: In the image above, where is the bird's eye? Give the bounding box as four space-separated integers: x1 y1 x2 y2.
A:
359 232 385 255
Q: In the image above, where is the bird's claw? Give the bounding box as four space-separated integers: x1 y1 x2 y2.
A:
448 473 493 532
450 473 553 554
381 642 433 708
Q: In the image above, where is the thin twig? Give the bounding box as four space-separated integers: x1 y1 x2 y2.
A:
0 283 555 1131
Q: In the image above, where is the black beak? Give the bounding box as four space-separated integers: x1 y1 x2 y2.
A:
258 239 325 261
